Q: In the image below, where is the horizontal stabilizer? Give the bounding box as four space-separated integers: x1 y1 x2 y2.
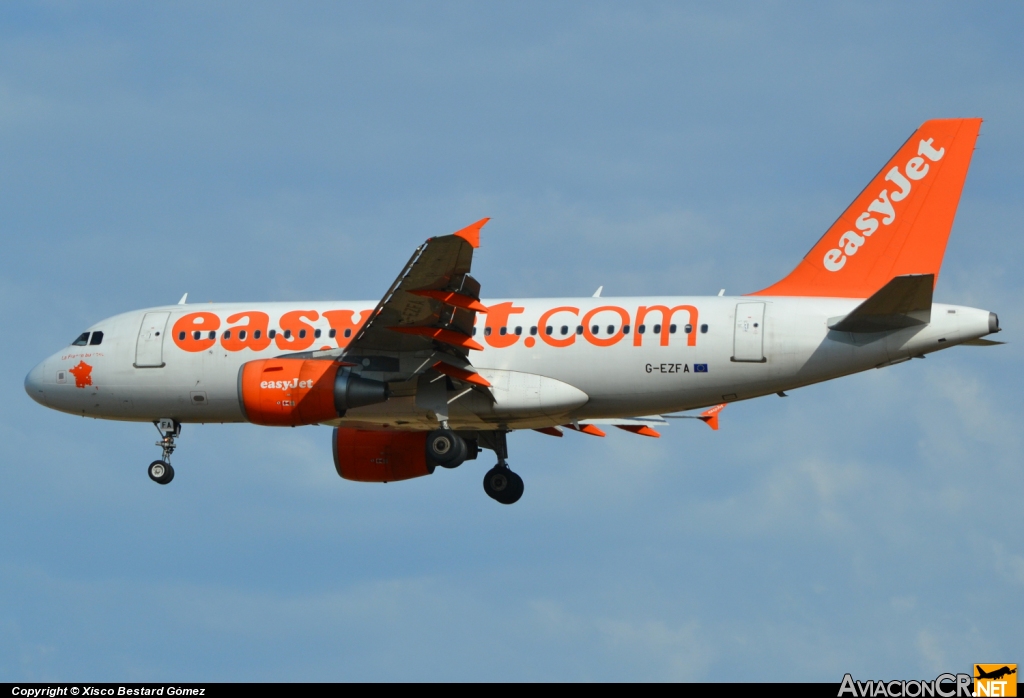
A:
828 274 933 333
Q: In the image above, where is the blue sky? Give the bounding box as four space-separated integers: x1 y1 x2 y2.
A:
1 2 1021 681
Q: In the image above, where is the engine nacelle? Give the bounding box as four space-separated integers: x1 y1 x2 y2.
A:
238 359 388 426
332 428 433 482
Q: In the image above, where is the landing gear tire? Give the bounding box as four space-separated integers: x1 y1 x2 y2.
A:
483 466 523 505
148 460 174 485
426 429 467 469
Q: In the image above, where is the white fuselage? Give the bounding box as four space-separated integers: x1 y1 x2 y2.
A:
24 296 994 430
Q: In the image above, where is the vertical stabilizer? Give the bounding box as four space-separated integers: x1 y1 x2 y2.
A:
752 118 981 298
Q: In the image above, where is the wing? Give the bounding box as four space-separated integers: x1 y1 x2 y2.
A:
313 219 494 395
346 220 487 360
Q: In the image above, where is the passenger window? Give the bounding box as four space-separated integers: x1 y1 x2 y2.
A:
89 331 104 345
223 330 231 339
314 329 321 338
253 330 262 339
561 326 569 335
193 331 201 340
701 324 708 333
239 330 247 340
638 325 646 334
72 332 90 346
669 324 677 334
546 326 553 335
607 325 614 334
329 329 336 338
685 324 692 334
654 324 661 334
515 326 522 336
576 326 583 335
299 329 307 339
283 330 291 339
344 329 352 338
473 327 477 335
591 325 599 334
499 327 507 336
530 326 538 336
623 325 630 334
484 327 492 336
268 329 277 339
208 331 216 340
177 331 186 341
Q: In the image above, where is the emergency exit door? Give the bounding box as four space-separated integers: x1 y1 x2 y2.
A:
135 311 170 368
732 302 766 363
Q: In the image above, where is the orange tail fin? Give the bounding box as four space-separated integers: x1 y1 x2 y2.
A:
752 118 982 298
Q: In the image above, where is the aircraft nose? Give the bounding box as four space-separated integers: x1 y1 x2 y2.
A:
25 361 48 406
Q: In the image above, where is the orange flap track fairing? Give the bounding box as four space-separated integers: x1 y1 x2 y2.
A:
431 361 492 388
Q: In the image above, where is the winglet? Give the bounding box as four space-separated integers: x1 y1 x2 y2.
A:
453 218 490 248
698 403 726 430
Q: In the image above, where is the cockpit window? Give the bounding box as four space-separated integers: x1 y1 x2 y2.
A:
72 332 90 346
89 331 104 345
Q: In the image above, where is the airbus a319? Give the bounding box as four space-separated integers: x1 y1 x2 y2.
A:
25 118 1001 504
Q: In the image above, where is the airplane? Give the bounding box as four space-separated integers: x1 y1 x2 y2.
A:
975 666 1016 681
24 118 1003 505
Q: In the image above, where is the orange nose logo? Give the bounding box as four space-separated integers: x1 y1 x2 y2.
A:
69 361 93 388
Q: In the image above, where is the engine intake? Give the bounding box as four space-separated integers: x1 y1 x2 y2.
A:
238 359 388 426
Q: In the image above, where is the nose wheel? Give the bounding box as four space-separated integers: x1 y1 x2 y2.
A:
150 419 180 485
148 460 174 485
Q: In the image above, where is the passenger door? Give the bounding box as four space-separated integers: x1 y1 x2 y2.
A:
135 312 170 368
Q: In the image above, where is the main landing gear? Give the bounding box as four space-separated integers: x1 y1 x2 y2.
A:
149 418 179 485
480 430 523 505
426 426 523 504
483 466 523 505
426 428 469 469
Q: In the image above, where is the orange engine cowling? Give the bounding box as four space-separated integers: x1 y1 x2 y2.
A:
332 428 433 482
238 359 388 427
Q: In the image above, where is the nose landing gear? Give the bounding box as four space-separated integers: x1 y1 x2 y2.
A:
148 459 174 485
149 419 179 485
